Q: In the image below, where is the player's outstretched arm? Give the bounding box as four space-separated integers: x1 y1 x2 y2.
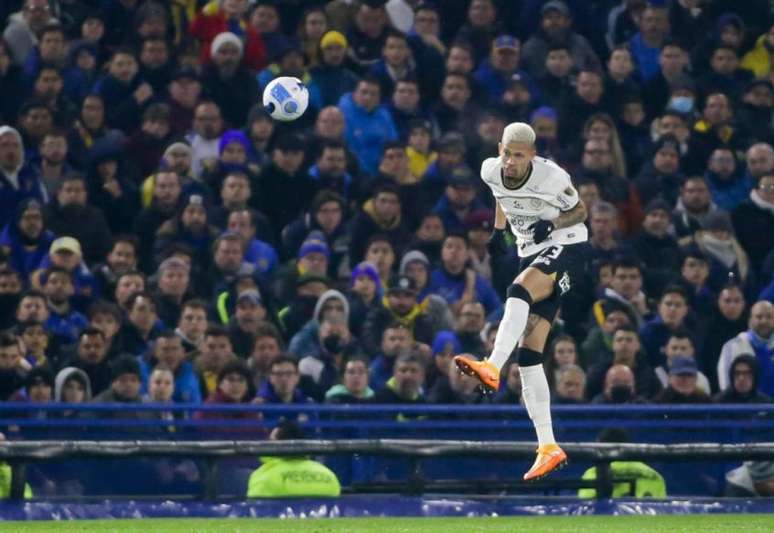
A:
551 200 587 230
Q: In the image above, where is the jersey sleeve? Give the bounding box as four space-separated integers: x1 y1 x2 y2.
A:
480 157 498 185
553 169 580 212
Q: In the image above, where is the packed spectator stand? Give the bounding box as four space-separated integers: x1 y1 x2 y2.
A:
0 0 773 495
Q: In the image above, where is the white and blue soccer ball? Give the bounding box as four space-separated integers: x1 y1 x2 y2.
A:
262 76 309 122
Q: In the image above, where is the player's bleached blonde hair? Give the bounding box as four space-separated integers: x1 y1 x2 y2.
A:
501 122 536 147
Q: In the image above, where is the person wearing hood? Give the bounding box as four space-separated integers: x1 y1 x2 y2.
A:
54 366 92 418
288 288 351 356
338 77 398 176
701 284 748 390
86 141 139 236
718 301 774 396
0 199 54 282
732 173 774 275
63 41 99 104
298 310 363 396
634 135 684 207
44 172 112 265
714 354 771 404
0 125 46 229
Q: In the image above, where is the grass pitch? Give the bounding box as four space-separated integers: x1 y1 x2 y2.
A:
3 515 770 533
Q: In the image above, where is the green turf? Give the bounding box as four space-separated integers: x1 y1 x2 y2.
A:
3 515 771 533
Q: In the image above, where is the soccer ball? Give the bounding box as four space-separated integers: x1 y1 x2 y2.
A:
262 76 309 122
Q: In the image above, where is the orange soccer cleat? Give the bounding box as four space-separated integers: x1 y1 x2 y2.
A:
523 444 568 481
453 355 500 393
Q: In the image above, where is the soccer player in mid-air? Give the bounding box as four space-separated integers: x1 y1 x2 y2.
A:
454 122 588 481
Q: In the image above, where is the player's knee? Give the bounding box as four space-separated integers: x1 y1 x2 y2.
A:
517 347 543 367
506 283 533 305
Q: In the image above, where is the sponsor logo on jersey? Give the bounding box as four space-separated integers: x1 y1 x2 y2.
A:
558 272 571 295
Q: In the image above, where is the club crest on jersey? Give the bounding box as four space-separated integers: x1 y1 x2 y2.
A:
530 198 543 208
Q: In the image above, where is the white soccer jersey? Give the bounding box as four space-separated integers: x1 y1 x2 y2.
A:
481 155 588 257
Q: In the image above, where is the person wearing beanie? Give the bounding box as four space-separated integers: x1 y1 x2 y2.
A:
12 367 54 403
347 262 382 337
273 230 331 305
630 199 682 296
200 31 260 128
311 30 360 107
634 134 684 207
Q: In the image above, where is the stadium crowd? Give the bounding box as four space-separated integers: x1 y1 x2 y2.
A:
0 0 772 417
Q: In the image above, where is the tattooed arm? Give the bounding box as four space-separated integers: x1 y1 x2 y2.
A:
551 199 587 230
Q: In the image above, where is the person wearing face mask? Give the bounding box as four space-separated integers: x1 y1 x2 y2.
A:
289 289 349 360
299 311 363 395
714 354 771 404
591 364 647 404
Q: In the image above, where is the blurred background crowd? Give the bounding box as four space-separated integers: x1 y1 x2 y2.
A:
0 0 772 415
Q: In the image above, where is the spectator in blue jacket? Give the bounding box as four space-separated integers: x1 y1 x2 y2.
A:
41 266 88 347
0 199 53 283
628 4 670 83
473 35 538 106
311 31 360 107
0 125 46 230
338 77 397 176
139 331 202 404
428 233 502 316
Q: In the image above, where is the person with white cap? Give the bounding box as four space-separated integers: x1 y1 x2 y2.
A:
454 121 589 481
200 31 260 128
